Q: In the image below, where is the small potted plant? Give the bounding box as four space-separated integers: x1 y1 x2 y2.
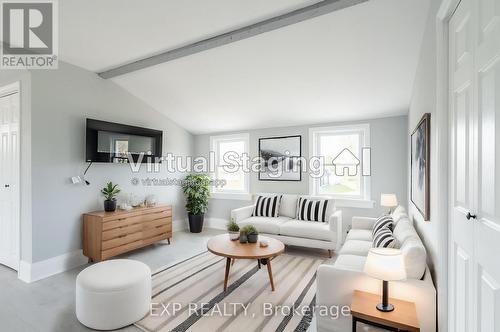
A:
101 182 120 212
239 229 248 243
182 174 211 233
242 225 259 243
227 220 240 241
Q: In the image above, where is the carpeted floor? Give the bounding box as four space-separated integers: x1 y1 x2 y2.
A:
135 251 325 332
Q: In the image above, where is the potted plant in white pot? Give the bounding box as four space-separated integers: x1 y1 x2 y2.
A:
227 220 240 241
101 182 120 212
182 174 210 233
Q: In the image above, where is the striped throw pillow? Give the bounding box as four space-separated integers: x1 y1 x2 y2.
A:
373 227 397 248
252 195 281 217
372 215 394 236
296 197 330 222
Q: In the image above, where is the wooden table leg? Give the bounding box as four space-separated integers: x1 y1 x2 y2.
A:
257 259 261 269
224 257 231 292
352 316 357 332
266 258 275 291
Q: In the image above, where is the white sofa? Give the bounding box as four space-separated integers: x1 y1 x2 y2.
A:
230 194 344 254
316 206 436 332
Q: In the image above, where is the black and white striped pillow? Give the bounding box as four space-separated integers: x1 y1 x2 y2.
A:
252 195 281 217
373 227 397 248
372 215 394 236
296 197 329 222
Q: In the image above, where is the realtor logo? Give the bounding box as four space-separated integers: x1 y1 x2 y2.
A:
1 0 58 69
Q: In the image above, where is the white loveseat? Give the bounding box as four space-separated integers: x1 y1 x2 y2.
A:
316 206 436 332
230 194 344 253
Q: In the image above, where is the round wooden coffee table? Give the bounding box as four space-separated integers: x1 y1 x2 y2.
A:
207 234 285 292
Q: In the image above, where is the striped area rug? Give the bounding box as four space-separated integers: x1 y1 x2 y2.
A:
135 251 325 332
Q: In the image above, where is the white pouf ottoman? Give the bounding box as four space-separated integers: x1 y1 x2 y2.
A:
76 259 151 330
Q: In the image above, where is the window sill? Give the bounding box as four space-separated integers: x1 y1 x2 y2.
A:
210 192 253 201
335 198 375 209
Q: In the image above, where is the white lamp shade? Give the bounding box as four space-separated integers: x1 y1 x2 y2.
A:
380 194 398 207
364 248 406 281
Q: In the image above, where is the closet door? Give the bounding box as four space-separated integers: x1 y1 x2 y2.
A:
0 86 20 271
449 0 476 331
474 0 500 330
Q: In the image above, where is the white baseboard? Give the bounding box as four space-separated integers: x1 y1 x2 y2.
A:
18 250 88 283
16 219 198 283
173 218 188 232
204 217 229 230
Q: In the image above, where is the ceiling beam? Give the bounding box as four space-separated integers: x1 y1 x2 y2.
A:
98 0 368 79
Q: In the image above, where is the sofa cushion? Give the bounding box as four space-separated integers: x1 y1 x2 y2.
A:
279 219 335 241
280 194 299 218
238 216 290 235
296 197 331 222
391 205 407 226
373 227 397 248
346 229 373 242
298 196 336 218
393 218 427 279
372 215 394 235
334 254 367 271
400 238 427 279
339 240 372 256
393 218 417 244
252 195 281 217
255 193 298 218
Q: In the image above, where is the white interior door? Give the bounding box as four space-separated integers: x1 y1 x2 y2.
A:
474 0 500 329
449 0 500 330
0 84 20 271
449 0 475 330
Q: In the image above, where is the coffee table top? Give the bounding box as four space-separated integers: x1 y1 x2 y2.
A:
207 234 285 259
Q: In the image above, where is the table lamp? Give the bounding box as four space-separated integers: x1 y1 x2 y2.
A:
364 248 406 312
380 194 398 213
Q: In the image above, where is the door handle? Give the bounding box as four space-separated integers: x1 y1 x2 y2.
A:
466 212 477 220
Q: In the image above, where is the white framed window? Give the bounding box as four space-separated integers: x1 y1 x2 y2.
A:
210 133 250 200
309 124 371 205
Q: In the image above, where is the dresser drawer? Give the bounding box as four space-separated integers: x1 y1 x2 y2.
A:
102 231 143 251
102 210 170 231
101 240 144 260
102 223 143 241
142 224 171 239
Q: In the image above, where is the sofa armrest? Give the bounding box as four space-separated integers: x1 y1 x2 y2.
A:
328 210 343 251
351 216 377 230
230 205 254 223
316 264 436 332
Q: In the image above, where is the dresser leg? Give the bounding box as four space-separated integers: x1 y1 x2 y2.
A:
327 249 332 258
88 258 93 263
167 238 171 245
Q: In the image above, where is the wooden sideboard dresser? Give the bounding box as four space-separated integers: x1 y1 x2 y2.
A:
83 205 172 262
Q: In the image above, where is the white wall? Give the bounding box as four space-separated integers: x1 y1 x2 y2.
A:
408 1 450 331
407 0 442 280
194 115 408 230
28 62 193 263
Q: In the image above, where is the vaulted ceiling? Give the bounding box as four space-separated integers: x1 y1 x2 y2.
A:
60 0 430 134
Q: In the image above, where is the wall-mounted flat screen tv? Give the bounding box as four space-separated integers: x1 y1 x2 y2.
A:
86 118 163 163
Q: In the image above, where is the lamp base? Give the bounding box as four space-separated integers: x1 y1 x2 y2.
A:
376 303 394 312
